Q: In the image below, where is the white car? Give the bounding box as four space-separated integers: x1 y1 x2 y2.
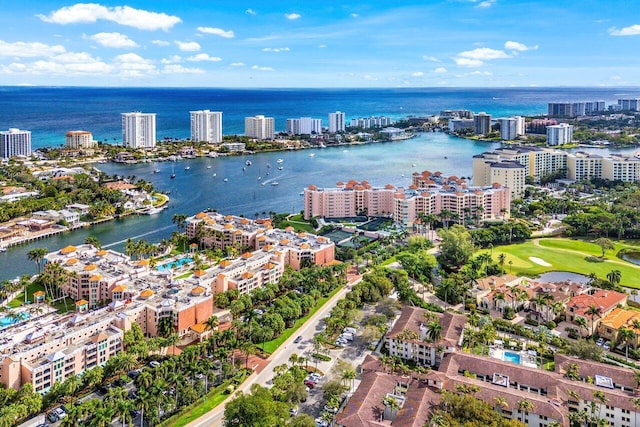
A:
315 418 329 427
54 407 67 419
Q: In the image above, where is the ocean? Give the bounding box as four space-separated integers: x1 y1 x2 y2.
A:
1 86 640 280
2 86 640 149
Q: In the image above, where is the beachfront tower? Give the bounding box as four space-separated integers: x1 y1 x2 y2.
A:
121 112 156 149
190 110 222 144
473 112 492 135
245 115 274 140
65 131 96 149
546 123 573 146
328 111 345 133
0 128 31 159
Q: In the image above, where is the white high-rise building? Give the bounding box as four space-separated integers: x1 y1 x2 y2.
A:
328 111 345 133
245 115 274 140
286 117 322 135
190 110 222 143
546 123 573 146
121 112 156 148
498 116 525 140
0 128 31 159
65 131 96 149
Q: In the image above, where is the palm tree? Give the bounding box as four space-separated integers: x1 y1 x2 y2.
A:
607 269 622 286
516 399 534 424
172 213 188 232
593 389 608 421
618 327 635 361
27 247 48 274
493 395 508 414
341 368 357 393
585 304 603 338
204 315 219 333
497 253 506 272
84 236 102 249
575 316 589 337
383 396 402 420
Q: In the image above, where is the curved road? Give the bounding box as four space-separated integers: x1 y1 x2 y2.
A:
186 276 360 427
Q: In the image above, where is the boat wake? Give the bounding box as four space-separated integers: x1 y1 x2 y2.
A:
103 224 176 248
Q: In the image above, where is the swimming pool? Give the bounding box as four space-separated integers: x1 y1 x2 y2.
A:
156 257 193 271
0 311 30 328
503 351 521 364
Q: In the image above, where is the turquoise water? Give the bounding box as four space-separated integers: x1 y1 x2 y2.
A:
503 351 521 364
156 257 193 271
0 311 30 328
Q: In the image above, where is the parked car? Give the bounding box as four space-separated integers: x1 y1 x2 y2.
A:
290 406 299 416
596 337 604 346
294 336 303 344
309 372 323 380
46 412 59 423
324 405 339 414
304 380 316 388
315 418 329 427
149 360 160 368
54 407 67 419
128 369 142 378
343 327 357 335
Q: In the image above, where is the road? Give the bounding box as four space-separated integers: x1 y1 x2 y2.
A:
186 277 360 427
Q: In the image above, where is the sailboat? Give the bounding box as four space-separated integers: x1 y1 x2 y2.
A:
170 163 176 179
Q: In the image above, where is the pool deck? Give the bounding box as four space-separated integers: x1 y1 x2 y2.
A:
489 347 538 369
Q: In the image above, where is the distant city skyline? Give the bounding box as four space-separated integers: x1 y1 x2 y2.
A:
1 1 640 87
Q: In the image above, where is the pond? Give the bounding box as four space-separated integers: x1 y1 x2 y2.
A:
620 251 640 266
535 271 590 284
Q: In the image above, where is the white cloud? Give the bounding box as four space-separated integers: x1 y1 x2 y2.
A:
476 0 495 8
363 74 378 81
152 40 170 47
161 55 182 64
434 67 447 73
1 50 113 76
89 32 138 48
262 47 290 52
411 71 424 77
175 41 200 52
454 57 483 67
504 41 538 51
230 62 246 67
0 40 66 57
246 9 256 15
318 44 327 48
197 27 235 38
470 70 492 76
37 3 181 31
350 13 359 18
609 24 640 36
458 47 510 60
252 65 274 71
285 13 301 20
422 55 440 62
113 52 156 77
162 64 204 74
187 53 222 62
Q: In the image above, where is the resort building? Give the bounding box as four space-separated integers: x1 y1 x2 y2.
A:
303 175 510 226
498 116 525 140
447 118 474 132
0 128 32 159
546 123 574 146
618 98 640 111
473 112 491 135
190 110 222 144
385 306 466 366
285 117 323 135
548 101 606 117
565 289 628 335
65 131 96 149
121 112 156 149
598 307 640 347
244 115 274 140
328 111 346 133
348 116 393 129
184 211 336 271
566 151 604 181
340 336 640 427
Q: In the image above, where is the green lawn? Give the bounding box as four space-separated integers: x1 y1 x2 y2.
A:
162 375 246 427
489 238 640 288
262 286 342 354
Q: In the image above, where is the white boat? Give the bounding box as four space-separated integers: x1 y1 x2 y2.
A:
278 166 284 170
261 182 266 186
153 169 160 173
309 153 315 157
411 163 416 167
223 178 228 182
271 182 279 186
0 246 7 252
276 159 284 163
144 207 165 215
258 176 262 181
246 160 252 166
207 166 211 169
343 150 349 153
213 173 217 177
184 166 190 170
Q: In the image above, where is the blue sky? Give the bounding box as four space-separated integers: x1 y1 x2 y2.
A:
1 1 640 87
